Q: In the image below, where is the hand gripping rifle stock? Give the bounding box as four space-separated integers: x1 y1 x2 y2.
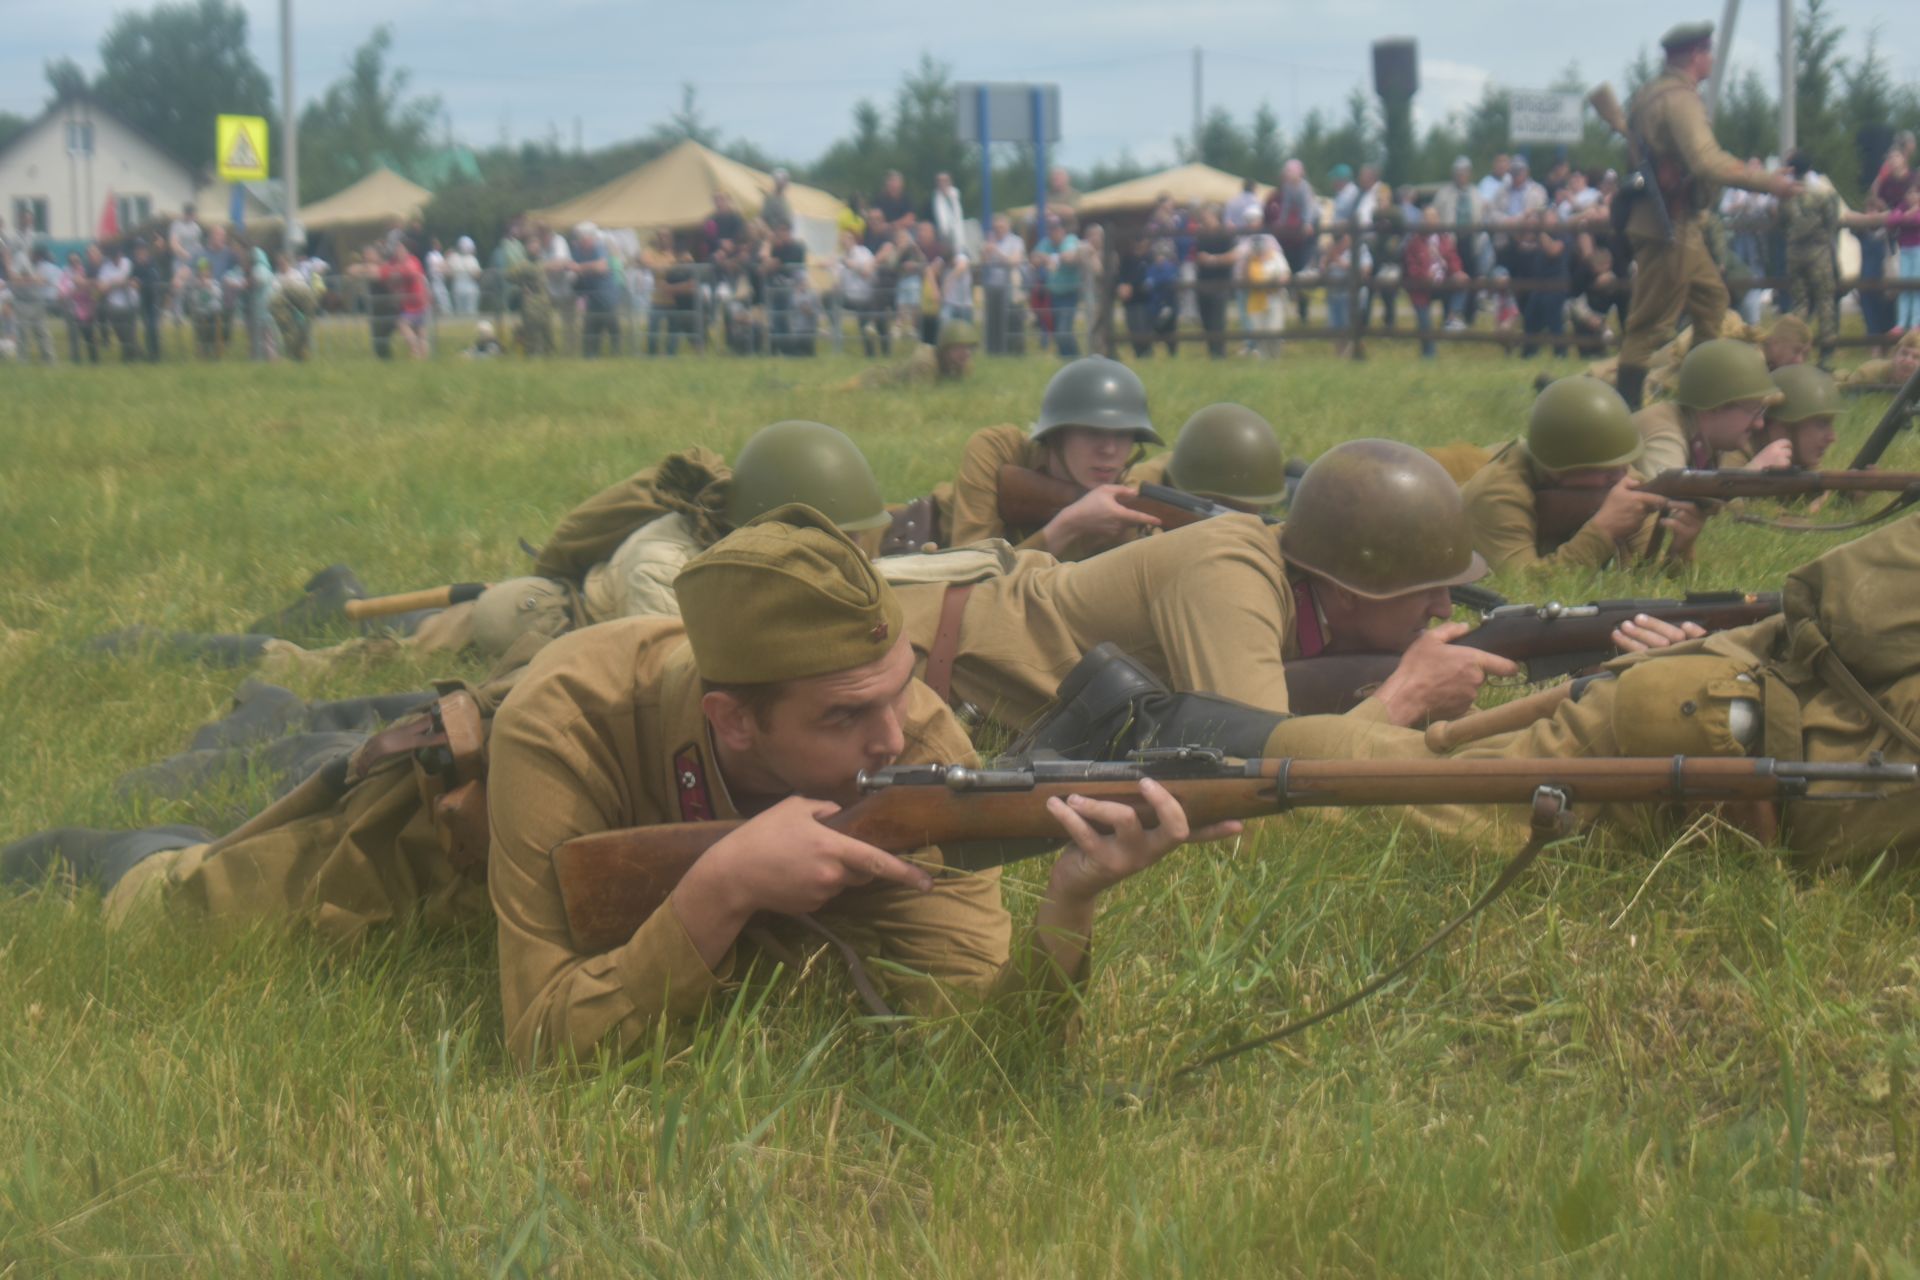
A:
1281 592 1782 713
550 752 1915 954
994 466 1279 535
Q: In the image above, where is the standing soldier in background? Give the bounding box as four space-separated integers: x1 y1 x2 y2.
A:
1781 151 1842 369
511 230 554 357
1616 22 1798 411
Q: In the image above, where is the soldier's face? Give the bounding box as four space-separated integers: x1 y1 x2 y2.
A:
1051 429 1133 488
707 637 916 809
1764 337 1808 368
1326 584 1454 653
1895 346 1920 381
1778 418 1836 469
1696 400 1771 449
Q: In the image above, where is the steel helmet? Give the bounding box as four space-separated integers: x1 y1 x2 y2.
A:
1524 376 1643 472
1767 364 1841 423
726 421 891 532
1674 338 1783 411
1031 357 1162 446
1280 439 1489 599
1166 403 1289 507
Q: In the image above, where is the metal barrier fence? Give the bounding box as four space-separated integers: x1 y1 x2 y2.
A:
7 216 1917 364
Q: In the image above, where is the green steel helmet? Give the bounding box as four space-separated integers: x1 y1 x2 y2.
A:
726 420 891 533
936 318 979 349
1524 376 1643 472
1031 356 1163 446
1768 363 1842 424
1166 403 1289 507
1280 439 1489 599
1674 338 1784 411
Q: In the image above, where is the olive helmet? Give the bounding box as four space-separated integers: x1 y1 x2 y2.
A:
1768 364 1841 424
1524 376 1643 472
936 318 979 349
726 420 891 532
1166 403 1289 507
1031 356 1163 446
1280 439 1489 599
1674 338 1784 412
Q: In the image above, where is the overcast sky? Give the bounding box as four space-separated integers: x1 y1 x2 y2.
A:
4 0 1912 173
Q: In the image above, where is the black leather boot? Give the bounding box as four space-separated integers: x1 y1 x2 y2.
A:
1616 364 1648 412
88 628 277 667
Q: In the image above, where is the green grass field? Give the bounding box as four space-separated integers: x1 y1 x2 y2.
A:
4 338 1920 1275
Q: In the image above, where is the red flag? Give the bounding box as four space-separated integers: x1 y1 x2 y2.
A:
97 189 119 240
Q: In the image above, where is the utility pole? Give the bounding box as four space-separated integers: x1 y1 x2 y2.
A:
1778 0 1796 154
1192 46 1203 154
282 0 301 249
1704 0 1742 117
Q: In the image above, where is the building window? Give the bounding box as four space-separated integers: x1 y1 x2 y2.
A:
65 120 94 155
115 195 152 229
12 197 50 235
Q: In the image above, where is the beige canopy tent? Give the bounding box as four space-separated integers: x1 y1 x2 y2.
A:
1012 163 1271 224
532 139 845 234
300 168 433 233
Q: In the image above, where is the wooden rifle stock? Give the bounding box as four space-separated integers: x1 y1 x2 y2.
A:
994 467 1275 536
552 754 1915 954
1535 468 1920 547
342 582 489 621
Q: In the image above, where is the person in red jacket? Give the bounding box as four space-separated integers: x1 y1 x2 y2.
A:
1404 206 1467 357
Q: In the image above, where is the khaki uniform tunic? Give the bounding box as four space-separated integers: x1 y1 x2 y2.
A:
486 617 1046 1068
898 516 1393 733
1461 443 1654 574
946 424 1145 560
1620 70 1774 368
1633 401 1695 477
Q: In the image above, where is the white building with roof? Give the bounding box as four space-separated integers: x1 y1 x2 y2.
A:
0 95 198 243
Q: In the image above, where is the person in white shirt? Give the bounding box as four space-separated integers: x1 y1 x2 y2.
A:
941 252 974 323
930 172 965 253
447 235 482 315
1477 154 1512 207
835 229 881 355
424 240 451 314
979 213 1027 355
96 244 140 361
1225 179 1264 232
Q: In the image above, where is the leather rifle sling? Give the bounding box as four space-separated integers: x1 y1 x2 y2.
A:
924 583 973 703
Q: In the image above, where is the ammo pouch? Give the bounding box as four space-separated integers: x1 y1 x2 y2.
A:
882 494 942 556
1612 654 1763 758
345 688 493 882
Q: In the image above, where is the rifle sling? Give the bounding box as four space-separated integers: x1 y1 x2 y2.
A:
1813 648 1920 757
1728 487 1920 534
1174 788 1572 1078
924 584 974 703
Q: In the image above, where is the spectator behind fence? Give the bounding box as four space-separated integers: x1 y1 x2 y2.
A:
836 228 883 356
571 222 621 358
762 169 794 234
1499 155 1549 222
1032 212 1084 358
1503 210 1570 358
1405 205 1468 358
876 170 913 231
1856 194 1897 340
930 172 964 252
1367 182 1407 329
654 236 698 356
185 256 222 358
135 234 167 361
448 236 481 315
424 239 450 314
913 221 946 347
1243 233 1290 357
941 250 974 326
764 221 809 355
1721 161 1774 327
979 212 1025 355
1226 178 1264 233
352 239 430 360
203 225 238 347
1191 203 1236 359
1892 184 1920 334
1266 159 1320 324
61 249 98 364
168 203 203 316
247 245 278 361
1431 156 1490 327
14 246 58 364
1568 240 1627 356
1478 153 1512 207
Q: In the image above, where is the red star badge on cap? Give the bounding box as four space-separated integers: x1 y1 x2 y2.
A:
870 621 890 642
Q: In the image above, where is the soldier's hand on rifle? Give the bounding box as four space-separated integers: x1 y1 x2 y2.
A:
1657 500 1707 562
1375 623 1520 727
1611 615 1708 653
1043 778 1243 904
673 796 935 965
1591 476 1669 541
1742 438 1795 472
1043 485 1162 556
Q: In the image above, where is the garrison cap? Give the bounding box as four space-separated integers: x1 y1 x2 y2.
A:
1661 21 1714 51
675 503 903 686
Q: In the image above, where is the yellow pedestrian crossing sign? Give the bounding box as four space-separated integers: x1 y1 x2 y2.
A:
216 115 269 181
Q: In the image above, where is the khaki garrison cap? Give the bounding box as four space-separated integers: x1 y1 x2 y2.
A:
675 503 904 685
1661 21 1714 50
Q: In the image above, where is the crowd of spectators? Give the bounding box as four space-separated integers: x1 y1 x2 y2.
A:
6 134 1915 365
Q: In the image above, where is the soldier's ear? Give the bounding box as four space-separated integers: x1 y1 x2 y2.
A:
703 690 762 752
